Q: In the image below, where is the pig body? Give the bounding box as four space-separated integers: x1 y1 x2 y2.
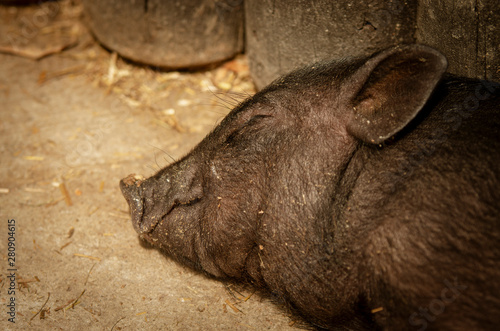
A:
120 45 500 330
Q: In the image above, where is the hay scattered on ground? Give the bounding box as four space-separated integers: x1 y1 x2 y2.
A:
0 0 256 134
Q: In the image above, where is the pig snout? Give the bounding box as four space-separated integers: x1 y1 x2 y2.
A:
120 164 203 239
120 174 146 234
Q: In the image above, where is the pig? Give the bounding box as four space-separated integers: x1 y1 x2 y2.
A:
120 44 500 330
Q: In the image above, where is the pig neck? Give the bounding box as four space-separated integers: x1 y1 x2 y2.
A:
253 133 370 310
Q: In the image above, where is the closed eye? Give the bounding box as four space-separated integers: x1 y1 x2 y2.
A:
225 114 272 144
245 114 272 127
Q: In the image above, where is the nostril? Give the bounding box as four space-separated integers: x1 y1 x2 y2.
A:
120 174 146 233
121 174 145 189
120 177 141 205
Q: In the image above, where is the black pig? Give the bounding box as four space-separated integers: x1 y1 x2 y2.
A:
120 44 500 330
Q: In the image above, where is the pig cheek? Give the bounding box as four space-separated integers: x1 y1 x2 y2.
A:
204 188 264 276
144 203 202 265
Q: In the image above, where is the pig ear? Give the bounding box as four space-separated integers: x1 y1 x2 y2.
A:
344 44 448 144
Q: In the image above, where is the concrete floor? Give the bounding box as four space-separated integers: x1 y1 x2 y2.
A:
0 1 300 330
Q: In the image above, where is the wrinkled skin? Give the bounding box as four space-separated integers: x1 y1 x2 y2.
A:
120 45 500 330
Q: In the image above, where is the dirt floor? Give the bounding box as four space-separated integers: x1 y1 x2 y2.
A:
0 1 301 330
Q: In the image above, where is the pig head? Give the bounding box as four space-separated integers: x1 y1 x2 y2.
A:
121 44 500 330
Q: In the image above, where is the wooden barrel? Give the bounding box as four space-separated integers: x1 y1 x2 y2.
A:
82 0 244 69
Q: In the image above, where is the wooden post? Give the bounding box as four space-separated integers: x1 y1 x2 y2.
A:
245 0 417 89
417 0 500 82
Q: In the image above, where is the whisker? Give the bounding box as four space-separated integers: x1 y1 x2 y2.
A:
146 163 159 174
149 143 176 163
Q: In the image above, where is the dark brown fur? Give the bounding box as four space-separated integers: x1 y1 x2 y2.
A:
120 45 500 330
